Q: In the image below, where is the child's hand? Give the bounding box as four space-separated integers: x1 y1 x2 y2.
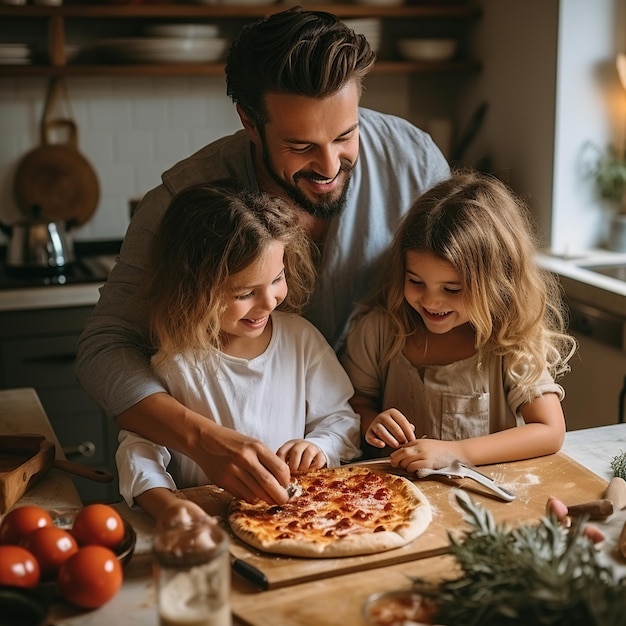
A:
546 496 605 544
276 439 326 473
155 500 213 532
390 438 459 473
365 409 416 449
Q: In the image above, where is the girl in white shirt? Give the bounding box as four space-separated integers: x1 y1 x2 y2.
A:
116 183 360 518
341 170 576 473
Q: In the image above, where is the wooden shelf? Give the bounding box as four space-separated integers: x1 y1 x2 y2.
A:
0 2 482 77
0 3 482 19
0 59 480 77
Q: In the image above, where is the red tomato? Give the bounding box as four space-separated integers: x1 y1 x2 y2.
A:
21 526 78 580
57 545 123 609
71 504 125 549
0 545 40 588
0 505 53 545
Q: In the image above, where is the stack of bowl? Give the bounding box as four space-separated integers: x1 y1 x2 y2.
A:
342 19 382 54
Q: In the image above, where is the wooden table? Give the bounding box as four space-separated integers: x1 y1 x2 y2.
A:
1 387 625 626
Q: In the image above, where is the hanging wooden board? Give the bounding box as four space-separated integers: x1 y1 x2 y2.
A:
13 77 99 227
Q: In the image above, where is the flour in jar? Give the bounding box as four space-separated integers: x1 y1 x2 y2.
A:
158 563 231 626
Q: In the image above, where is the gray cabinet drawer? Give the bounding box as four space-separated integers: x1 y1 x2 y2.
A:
0 305 120 503
1 335 78 389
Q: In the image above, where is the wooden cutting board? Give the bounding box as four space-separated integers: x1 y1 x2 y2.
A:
179 451 609 591
0 434 55 514
0 434 114 514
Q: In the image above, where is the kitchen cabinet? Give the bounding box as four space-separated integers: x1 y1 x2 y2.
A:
0 2 481 77
0 305 119 504
561 331 626 431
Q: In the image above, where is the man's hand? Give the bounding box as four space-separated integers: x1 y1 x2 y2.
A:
198 428 293 505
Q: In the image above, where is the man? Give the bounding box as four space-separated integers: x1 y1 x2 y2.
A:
76 7 449 505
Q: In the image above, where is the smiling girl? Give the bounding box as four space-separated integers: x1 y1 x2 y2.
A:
341 170 577 472
116 183 360 518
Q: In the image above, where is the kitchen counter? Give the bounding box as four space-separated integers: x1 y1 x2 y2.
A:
0 249 625 314
537 250 626 319
0 243 119 312
2 388 626 625
0 283 105 312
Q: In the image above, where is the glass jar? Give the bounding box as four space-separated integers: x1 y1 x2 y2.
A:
153 517 231 626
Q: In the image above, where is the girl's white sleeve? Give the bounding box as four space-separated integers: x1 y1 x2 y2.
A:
302 342 361 467
115 429 177 508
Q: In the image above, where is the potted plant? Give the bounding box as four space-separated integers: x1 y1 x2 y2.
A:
586 141 626 252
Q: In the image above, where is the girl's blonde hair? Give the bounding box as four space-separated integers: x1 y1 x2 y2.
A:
147 182 317 365
372 170 576 387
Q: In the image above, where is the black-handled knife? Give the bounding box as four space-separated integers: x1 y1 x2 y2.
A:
231 555 269 590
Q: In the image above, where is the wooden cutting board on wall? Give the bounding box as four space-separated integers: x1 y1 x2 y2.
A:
179 451 609 591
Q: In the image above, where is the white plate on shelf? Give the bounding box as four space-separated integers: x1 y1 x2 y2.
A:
195 0 269 4
397 38 456 62
97 37 228 63
0 44 30 59
354 0 405 5
0 57 30 65
144 23 220 39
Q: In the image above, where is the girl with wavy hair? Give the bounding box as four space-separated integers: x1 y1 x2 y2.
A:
116 182 360 518
341 170 576 472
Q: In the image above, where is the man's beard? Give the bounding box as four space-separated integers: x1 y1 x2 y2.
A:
261 143 354 220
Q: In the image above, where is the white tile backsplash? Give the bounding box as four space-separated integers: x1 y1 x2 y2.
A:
0 73 408 244
0 76 242 243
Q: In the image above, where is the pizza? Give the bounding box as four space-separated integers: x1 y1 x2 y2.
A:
227 466 432 558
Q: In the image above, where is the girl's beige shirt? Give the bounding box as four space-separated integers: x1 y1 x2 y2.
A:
341 309 564 439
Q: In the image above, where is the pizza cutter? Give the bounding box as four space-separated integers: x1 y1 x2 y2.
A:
416 460 516 502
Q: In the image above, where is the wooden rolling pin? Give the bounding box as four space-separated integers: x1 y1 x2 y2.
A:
53 459 113 483
566 499 614 520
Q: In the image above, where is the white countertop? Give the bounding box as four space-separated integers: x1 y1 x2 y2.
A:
537 251 626 318
562 422 626 481
0 251 624 314
0 282 104 312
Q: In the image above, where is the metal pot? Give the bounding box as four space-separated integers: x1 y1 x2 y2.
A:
0 219 74 270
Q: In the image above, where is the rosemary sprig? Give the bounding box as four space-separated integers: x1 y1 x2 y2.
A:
611 451 626 480
411 491 626 626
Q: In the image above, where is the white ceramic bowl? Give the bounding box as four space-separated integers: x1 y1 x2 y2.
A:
397 38 456 62
144 23 220 39
354 0 405 6
97 37 228 63
342 19 382 53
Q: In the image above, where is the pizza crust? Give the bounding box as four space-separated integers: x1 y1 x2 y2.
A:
227 466 432 558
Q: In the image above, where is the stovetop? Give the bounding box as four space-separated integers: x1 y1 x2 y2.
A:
0 241 120 290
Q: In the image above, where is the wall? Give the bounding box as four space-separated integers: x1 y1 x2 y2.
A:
0 73 410 244
552 0 626 254
457 0 626 252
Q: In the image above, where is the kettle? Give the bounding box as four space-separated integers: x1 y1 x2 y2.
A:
0 219 74 271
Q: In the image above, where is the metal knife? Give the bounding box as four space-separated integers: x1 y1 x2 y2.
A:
231 555 268 590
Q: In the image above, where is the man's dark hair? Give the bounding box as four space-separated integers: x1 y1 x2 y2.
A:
225 7 375 126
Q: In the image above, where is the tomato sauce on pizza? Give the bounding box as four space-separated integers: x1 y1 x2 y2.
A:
228 466 432 558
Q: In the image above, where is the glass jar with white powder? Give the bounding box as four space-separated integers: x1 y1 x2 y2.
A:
153 515 231 626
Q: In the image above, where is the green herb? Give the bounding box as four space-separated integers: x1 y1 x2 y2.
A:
611 451 626 480
585 141 626 212
410 491 626 626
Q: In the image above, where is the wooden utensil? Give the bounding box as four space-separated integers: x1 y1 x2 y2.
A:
0 434 114 514
13 77 99 228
